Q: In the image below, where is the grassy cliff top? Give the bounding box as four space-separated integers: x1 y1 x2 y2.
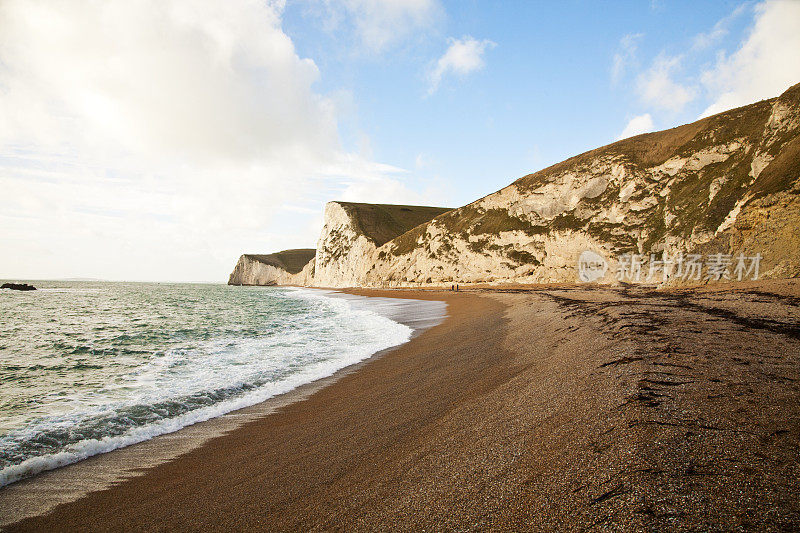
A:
389 82 800 255
245 249 315 274
386 82 800 259
513 81 800 193
335 202 452 246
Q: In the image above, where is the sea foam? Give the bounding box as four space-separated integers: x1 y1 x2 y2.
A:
0 286 415 487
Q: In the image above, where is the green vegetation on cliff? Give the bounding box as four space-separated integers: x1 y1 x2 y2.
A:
383 82 800 276
337 202 451 246
245 249 315 274
231 83 800 286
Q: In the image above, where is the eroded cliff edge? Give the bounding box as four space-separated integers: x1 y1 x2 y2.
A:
313 202 452 287
228 249 315 286
230 82 800 288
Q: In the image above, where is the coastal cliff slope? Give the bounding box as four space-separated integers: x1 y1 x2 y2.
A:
229 83 800 288
363 82 800 286
228 249 315 286
313 202 451 287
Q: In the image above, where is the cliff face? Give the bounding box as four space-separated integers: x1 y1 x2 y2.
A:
361 82 800 286
313 202 377 288
230 83 800 288
229 203 450 288
228 250 315 286
313 202 451 287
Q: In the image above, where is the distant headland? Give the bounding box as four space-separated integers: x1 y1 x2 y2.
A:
230 83 800 288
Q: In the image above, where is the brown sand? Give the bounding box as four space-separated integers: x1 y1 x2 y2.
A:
5 281 800 531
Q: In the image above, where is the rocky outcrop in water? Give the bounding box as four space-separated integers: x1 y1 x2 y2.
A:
1 283 36 291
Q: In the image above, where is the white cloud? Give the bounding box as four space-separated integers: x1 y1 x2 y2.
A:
0 0 336 164
315 0 441 53
617 113 654 140
611 33 643 84
700 0 800 117
428 36 496 95
691 4 746 51
636 54 696 112
339 175 426 205
0 0 423 281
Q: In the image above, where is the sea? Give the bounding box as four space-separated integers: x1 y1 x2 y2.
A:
0 281 444 488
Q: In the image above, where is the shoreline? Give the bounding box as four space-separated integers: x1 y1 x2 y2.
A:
5 280 800 531
0 288 448 527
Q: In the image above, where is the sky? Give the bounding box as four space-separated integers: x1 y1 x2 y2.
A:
1 0 799 282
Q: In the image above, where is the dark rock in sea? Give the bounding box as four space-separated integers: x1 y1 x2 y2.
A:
1 283 36 291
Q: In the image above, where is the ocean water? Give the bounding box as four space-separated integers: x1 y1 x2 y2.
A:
0 282 418 487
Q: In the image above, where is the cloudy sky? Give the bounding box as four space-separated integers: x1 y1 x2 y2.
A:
1 0 799 282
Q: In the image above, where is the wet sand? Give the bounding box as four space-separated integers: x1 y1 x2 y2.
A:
5 281 800 531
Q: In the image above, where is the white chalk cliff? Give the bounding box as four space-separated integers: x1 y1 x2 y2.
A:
228 250 315 286
230 82 800 288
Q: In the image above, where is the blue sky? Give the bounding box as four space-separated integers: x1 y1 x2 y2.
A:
0 0 798 281
282 0 769 206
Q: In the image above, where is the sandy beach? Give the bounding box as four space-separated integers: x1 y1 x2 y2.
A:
5 281 800 531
